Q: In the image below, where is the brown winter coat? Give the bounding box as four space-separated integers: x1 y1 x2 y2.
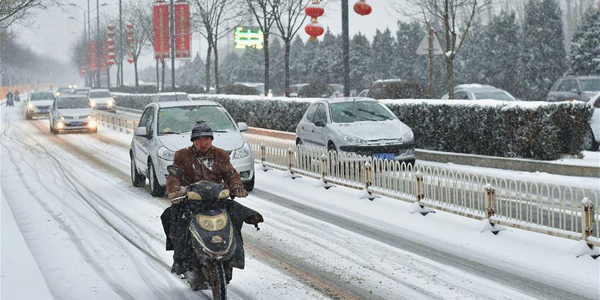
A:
166 145 243 194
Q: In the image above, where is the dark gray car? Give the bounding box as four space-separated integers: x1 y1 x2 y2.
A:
547 76 600 102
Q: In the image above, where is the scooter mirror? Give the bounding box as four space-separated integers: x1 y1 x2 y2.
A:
167 165 183 179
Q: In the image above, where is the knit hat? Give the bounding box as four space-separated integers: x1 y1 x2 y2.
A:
190 120 213 141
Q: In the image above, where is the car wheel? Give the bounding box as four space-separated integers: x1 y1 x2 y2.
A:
148 160 165 197
296 138 302 146
243 175 255 192
583 127 599 151
130 154 146 187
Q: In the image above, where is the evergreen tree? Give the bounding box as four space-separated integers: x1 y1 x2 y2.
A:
349 33 372 91
520 0 567 101
321 30 343 85
394 21 427 84
177 54 206 86
289 36 305 85
568 9 600 75
368 29 395 84
269 38 285 94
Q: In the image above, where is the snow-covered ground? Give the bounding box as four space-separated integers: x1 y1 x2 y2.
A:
2 101 599 299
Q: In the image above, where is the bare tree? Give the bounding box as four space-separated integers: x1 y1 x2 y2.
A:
0 0 60 28
395 0 491 98
246 0 278 95
269 0 308 97
191 0 240 93
124 0 153 87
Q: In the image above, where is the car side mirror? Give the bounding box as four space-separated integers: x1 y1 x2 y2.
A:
134 126 147 138
237 122 248 132
315 120 325 127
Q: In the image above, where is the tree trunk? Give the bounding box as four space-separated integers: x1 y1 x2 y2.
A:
155 59 160 92
161 59 166 91
116 63 120 87
107 67 111 88
446 57 454 98
284 40 290 97
206 44 212 93
134 57 139 88
213 42 220 94
263 31 270 96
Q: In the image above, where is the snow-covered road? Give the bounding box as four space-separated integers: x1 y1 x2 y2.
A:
1 102 598 299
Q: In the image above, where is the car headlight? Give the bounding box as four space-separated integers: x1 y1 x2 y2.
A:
401 130 414 143
341 134 366 144
233 143 251 159
158 147 175 161
57 114 64 120
90 100 96 107
107 99 115 107
27 103 34 109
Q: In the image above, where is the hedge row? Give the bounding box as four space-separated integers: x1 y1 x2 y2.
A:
113 93 592 160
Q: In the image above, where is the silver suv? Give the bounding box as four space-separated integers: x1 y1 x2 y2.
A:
130 100 255 197
547 76 600 102
296 98 415 164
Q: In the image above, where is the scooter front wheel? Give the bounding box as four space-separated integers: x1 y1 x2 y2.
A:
207 261 227 300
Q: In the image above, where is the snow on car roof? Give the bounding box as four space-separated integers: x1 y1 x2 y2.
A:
325 97 377 104
155 100 219 108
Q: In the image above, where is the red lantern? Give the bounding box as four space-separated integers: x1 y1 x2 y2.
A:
305 3 324 18
107 59 115 66
107 39 114 45
127 57 134 64
305 20 324 42
354 0 372 16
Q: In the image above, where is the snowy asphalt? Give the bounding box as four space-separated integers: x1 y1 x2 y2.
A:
2 101 597 299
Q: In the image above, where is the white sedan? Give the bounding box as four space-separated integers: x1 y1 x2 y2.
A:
584 93 600 151
49 95 98 134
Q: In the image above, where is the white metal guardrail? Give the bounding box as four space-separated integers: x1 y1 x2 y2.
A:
95 111 599 247
245 135 600 247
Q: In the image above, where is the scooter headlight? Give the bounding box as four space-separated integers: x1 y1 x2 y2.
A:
196 212 228 232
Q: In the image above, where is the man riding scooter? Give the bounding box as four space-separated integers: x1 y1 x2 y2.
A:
161 120 262 291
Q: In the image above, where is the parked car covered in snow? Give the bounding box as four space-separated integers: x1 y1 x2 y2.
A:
584 92 600 151
296 97 415 165
547 76 600 102
49 94 97 134
441 84 517 101
88 89 117 113
25 90 55 119
130 100 255 197
369 79 427 100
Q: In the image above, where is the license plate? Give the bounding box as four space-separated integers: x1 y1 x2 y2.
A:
373 153 395 161
98 105 107 109
70 121 83 126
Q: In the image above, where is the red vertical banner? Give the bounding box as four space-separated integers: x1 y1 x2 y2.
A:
175 0 191 58
153 1 170 59
89 43 98 71
100 43 108 74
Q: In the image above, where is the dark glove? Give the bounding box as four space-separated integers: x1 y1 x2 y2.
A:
232 187 248 198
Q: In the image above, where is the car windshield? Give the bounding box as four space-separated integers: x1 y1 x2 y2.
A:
158 94 191 102
330 101 396 123
157 105 236 135
58 97 90 109
89 91 111 98
473 91 515 101
31 92 54 101
580 79 600 92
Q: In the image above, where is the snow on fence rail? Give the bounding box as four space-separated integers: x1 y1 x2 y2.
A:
95 111 139 133
246 135 600 246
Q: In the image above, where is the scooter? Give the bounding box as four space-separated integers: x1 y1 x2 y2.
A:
167 165 263 300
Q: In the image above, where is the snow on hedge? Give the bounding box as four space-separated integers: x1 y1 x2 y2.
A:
113 93 592 160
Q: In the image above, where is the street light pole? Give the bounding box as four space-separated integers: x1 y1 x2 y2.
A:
119 0 123 87
170 0 175 90
87 0 91 87
96 0 101 88
342 0 350 97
